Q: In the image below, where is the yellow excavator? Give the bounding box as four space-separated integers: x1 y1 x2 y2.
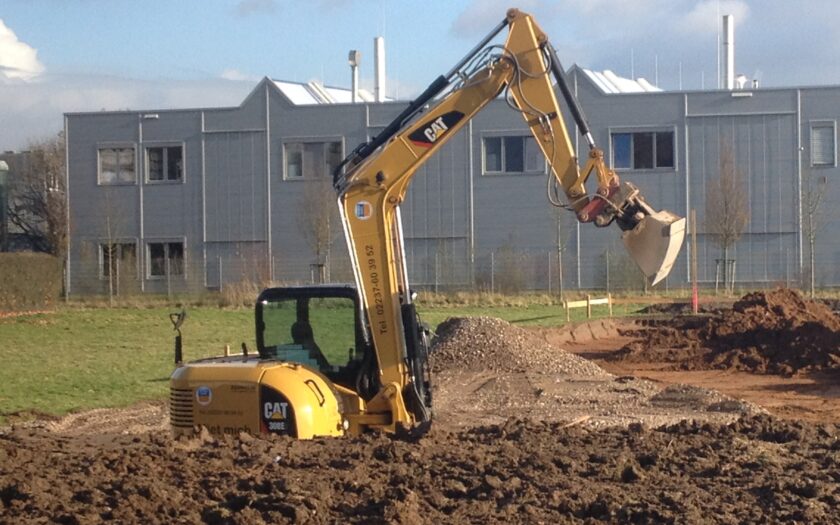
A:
169 9 685 438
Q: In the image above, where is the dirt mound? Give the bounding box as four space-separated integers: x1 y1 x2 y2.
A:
619 288 840 376
2 415 837 524
431 317 607 377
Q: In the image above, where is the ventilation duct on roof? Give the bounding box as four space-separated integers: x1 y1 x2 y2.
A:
348 50 361 103
723 15 735 90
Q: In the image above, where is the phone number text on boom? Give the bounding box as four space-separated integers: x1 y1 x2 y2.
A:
364 244 388 335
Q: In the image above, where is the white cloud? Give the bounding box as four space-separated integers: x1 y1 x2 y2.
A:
450 0 548 37
0 19 45 81
676 0 749 35
220 68 258 81
0 74 255 151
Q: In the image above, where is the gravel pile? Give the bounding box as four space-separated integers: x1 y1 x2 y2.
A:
430 317 608 377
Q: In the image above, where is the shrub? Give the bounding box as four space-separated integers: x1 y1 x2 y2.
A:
219 279 263 308
0 252 62 311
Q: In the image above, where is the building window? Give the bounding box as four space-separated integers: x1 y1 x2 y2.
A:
611 131 675 170
810 123 836 167
284 141 342 179
147 145 183 182
147 241 184 278
98 147 136 184
483 136 544 174
99 242 137 280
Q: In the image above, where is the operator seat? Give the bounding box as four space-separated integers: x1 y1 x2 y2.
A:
290 321 329 369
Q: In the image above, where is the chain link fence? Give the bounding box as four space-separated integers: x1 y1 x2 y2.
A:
57 241 839 302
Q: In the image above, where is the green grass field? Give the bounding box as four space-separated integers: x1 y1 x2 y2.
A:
0 300 638 423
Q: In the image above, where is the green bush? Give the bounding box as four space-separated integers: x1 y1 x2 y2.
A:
0 252 62 311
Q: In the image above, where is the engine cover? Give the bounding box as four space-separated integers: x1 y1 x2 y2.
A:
170 358 345 439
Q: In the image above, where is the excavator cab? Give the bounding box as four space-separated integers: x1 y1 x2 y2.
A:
256 286 378 396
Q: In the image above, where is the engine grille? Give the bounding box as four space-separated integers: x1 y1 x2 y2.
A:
169 388 194 428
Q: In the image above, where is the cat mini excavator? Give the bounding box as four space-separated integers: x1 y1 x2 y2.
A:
169 9 685 438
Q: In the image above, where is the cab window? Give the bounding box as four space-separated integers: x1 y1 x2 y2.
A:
259 297 360 377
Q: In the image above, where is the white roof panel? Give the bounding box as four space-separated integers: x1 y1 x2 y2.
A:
636 78 660 92
324 86 351 103
273 81 319 104
273 80 390 105
581 68 662 94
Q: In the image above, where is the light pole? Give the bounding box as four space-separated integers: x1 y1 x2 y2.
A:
0 160 8 252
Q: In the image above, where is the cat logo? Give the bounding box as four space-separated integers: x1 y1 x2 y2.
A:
423 117 449 143
409 111 465 148
260 385 296 435
264 401 289 421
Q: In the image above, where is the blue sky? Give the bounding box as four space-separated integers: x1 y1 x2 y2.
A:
2 0 839 150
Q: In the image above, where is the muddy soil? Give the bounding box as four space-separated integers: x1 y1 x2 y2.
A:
1 416 838 524
619 289 840 376
560 331 840 426
1 313 837 524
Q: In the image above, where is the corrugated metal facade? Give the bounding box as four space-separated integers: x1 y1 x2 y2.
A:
65 71 840 294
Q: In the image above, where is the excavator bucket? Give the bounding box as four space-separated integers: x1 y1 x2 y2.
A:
622 211 686 286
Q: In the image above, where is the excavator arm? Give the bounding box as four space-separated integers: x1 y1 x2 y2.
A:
333 9 685 432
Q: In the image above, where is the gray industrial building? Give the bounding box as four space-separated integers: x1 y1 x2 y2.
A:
64 66 840 296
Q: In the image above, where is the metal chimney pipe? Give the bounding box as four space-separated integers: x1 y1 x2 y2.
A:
352 65 359 103
723 15 734 90
348 50 361 103
374 36 386 102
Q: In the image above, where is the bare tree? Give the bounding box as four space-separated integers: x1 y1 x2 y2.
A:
296 177 339 283
801 170 829 298
705 141 749 293
553 208 573 300
100 188 124 305
6 132 67 257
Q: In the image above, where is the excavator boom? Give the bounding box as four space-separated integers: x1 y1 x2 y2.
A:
169 8 686 441
334 9 686 432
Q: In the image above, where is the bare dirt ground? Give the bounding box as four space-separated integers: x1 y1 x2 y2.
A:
560 333 840 426
3 412 838 524
558 288 840 426
2 290 839 524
